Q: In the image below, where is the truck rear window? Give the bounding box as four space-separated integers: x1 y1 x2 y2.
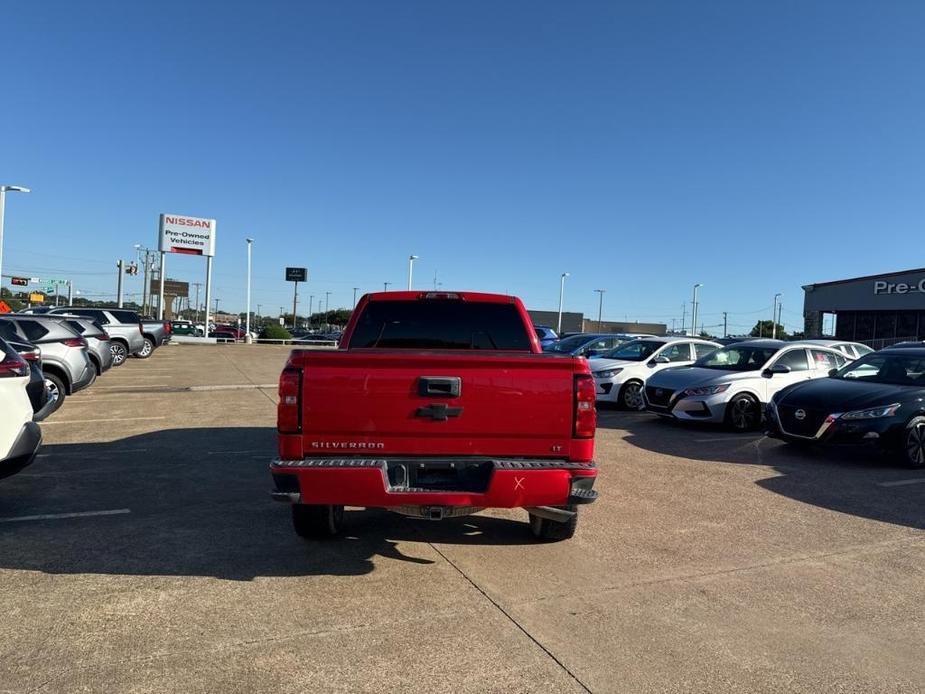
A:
349 300 532 350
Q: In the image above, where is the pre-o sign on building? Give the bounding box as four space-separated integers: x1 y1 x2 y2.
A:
159 214 217 256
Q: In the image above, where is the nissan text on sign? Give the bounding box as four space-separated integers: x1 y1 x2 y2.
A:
159 214 217 256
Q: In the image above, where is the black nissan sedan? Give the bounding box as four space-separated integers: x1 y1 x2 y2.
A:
766 347 925 468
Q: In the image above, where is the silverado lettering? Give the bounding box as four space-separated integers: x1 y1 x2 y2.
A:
271 291 597 541
311 442 385 449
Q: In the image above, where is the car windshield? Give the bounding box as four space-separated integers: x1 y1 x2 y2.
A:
694 345 779 371
544 335 597 353
600 340 662 361
833 353 925 386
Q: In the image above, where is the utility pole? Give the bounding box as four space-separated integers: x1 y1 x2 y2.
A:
67 280 73 305
308 295 314 327
214 298 220 317
777 302 783 336
192 283 202 322
245 238 253 341
681 303 687 336
594 289 606 331
691 284 703 337
0 185 31 294
291 281 299 330
722 312 728 338
557 272 570 334
116 261 125 307
325 291 331 315
352 287 359 308
772 293 782 339
407 255 419 290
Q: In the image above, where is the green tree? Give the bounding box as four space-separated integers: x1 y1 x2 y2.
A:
750 320 788 339
0 287 24 311
259 323 292 341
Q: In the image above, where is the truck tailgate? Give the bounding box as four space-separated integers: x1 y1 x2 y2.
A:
291 350 585 459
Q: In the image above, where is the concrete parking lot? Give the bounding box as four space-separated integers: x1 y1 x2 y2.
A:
1 344 923 693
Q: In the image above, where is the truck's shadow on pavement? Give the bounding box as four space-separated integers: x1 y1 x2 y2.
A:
0 427 539 580
598 410 925 531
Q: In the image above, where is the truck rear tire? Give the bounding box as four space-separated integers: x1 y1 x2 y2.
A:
292 504 344 538
528 506 578 541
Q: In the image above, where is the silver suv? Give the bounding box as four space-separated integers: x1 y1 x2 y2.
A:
48 307 145 366
56 316 114 375
0 315 95 414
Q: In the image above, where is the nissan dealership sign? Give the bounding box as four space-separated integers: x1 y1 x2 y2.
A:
159 214 217 256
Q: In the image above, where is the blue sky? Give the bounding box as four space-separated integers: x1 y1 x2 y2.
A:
2 1 924 333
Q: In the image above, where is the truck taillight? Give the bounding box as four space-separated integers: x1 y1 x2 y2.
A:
278 368 302 433
165 321 172 334
573 374 596 438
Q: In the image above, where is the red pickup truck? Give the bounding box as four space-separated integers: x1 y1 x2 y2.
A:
270 291 597 541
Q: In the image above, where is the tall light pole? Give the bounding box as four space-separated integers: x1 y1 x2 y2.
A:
594 289 606 331
352 287 359 308
407 255 419 290
557 272 570 334
325 291 331 315
384 281 391 292
0 185 31 295
691 283 703 336
245 238 254 340
308 295 314 326
772 292 782 339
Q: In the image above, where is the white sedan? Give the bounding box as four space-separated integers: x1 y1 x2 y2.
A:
643 340 850 431
590 337 722 410
0 337 42 481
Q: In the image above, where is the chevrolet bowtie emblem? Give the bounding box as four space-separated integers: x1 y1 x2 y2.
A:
415 403 464 421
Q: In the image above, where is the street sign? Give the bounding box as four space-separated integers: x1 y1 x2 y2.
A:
149 278 189 298
285 267 307 282
158 214 217 256
29 293 44 303
0 301 11 314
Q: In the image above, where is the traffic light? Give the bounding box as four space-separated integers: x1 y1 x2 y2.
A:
10 277 28 286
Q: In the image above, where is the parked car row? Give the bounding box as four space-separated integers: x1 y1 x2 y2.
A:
0 307 172 481
545 327 923 469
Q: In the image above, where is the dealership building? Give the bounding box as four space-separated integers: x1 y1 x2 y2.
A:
803 267 925 345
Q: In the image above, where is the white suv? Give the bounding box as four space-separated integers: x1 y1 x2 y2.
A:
0 337 42 480
643 340 849 431
590 337 721 409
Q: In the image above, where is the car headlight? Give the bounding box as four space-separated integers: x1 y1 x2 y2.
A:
594 368 623 379
840 403 901 420
682 383 731 397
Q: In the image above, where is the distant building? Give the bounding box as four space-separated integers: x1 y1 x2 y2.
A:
803 267 925 346
527 310 584 334
583 319 667 336
526 310 667 336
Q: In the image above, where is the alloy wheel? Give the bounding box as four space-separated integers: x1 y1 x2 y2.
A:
45 378 60 404
906 423 925 466
731 397 757 430
623 383 645 411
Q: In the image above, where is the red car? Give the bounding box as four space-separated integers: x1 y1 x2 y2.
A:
270 291 597 541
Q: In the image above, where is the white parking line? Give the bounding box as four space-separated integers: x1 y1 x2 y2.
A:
877 478 925 488
0 509 130 523
694 437 763 443
188 384 277 391
93 384 171 390
42 416 167 425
